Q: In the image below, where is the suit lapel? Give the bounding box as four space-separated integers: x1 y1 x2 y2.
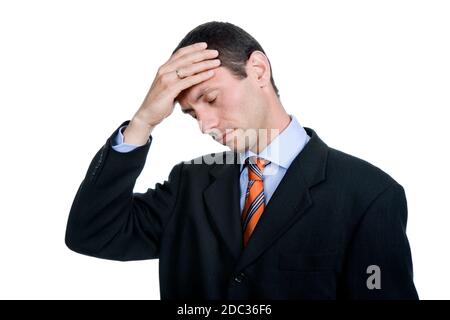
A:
203 152 243 261
235 127 329 272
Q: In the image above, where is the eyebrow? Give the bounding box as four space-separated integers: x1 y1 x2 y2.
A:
181 107 194 114
194 87 213 101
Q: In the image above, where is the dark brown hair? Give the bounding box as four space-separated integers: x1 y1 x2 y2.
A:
173 21 280 97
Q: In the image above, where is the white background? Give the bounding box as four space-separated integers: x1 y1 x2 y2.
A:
0 0 449 299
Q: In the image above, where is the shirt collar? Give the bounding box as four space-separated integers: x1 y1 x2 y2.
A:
239 115 310 171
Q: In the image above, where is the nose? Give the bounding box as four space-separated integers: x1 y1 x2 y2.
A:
196 108 220 135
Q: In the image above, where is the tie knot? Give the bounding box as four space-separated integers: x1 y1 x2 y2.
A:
246 156 270 181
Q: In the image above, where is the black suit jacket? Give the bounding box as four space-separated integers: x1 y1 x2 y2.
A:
65 120 418 299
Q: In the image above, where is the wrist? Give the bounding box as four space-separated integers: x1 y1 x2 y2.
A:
123 116 154 145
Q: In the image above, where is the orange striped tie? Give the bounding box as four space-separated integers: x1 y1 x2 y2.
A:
241 157 271 247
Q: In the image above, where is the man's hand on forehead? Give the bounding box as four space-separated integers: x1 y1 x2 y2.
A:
122 42 221 145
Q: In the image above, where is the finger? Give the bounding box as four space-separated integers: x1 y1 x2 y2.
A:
173 69 217 95
175 59 221 79
170 42 207 61
165 49 219 73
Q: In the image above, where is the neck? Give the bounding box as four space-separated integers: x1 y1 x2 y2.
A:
250 100 291 154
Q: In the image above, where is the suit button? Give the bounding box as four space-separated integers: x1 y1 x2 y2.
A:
234 272 246 283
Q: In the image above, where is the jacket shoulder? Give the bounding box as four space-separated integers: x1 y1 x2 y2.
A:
326 147 400 193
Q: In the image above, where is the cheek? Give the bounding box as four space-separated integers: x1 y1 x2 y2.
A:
223 87 254 122
218 91 242 122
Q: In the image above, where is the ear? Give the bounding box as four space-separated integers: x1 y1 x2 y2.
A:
246 50 271 88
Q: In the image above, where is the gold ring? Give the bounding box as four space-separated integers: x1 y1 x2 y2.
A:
175 69 184 79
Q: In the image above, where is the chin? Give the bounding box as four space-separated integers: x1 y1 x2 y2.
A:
220 129 256 153
225 138 250 153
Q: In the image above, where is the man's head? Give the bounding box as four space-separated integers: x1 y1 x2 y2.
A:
174 21 288 153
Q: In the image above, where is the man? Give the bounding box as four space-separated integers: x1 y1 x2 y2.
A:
65 21 418 299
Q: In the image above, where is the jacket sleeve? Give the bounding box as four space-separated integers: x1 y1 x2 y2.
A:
341 183 419 299
65 120 183 261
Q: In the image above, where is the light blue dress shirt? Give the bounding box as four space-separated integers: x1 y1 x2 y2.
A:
111 115 311 213
237 116 310 212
